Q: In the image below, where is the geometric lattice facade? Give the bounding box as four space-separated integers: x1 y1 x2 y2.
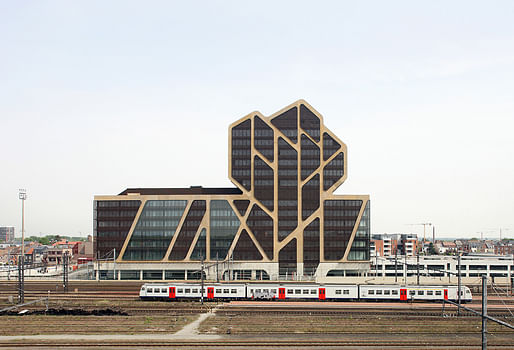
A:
94 100 370 278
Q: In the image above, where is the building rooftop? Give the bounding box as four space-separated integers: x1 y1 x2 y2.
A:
119 187 243 196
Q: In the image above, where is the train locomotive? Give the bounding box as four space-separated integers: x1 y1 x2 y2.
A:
139 282 472 302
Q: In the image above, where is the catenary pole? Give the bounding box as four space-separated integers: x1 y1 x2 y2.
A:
458 254 461 316
417 254 420 285
482 275 487 350
395 249 398 283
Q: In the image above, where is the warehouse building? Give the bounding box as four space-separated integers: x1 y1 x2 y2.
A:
93 100 370 280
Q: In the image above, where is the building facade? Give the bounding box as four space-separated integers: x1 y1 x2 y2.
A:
0 227 15 243
94 100 370 280
371 234 418 257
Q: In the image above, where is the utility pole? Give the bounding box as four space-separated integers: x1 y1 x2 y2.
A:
458 253 461 316
404 255 408 284
216 253 219 283
18 256 24 303
375 253 378 278
18 189 27 304
63 251 69 293
394 249 398 283
416 254 420 285
482 275 487 350
200 257 204 305
113 248 116 280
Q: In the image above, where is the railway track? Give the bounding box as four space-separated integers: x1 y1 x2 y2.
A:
0 340 513 349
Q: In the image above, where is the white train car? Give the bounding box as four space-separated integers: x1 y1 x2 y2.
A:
139 283 246 300
359 284 472 302
324 284 359 300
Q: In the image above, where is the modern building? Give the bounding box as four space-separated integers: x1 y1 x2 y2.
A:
93 100 370 280
371 234 418 257
0 227 15 243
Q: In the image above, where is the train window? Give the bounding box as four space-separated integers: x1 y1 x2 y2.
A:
427 291 433 296
256 289 261 293
287 289 293 294
409 290 415 296
223 289 229 293
272 289 277 293
295 289 301 294
192 289 198 293
418 291 424 295
161 288 167 293
368 290 375 295
343 290 349 295
335 290 342 295
185 289 190 293
303 290 309 294
141 287 145 291
311 290 317 294
376 290 382 295
392 290 398 295
201 288 205 293
216 289 221 293
264 289 269 293
435 291 442 296
231 289 237 294
384 290 390 295
147 288 153 293
177 289 183 293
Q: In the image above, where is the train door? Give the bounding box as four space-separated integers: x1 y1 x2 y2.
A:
400 289 407 301
278 288 286 300
319 288 326 300
169 287 176 299
444 289 448 300
207 287 214 299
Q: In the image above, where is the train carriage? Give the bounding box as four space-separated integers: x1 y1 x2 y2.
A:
139 282 472 302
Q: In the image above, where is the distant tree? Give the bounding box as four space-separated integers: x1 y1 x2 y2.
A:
39 236 50 245
428 243 438 255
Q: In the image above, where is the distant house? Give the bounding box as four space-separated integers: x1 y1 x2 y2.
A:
437 241 457 255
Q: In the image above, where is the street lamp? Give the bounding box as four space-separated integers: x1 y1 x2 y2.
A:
19 189 27 259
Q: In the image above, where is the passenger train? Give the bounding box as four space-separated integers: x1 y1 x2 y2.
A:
139 282 472 302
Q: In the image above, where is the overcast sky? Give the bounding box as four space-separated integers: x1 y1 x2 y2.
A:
1 1 513 240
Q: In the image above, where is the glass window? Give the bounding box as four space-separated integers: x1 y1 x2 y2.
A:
287 289 293 294
343 290 349 295
216 289 221 293
223 289 229 293
335 290 341 295
368 290 374 295
384 290 390 295
310 289 317 294
376 290 382 295
295 289 301 294
231 289 237 294
185 288 190 293
147 288 153 293
392 290 398 295
271 289 277 293
427 291 433 296
161 288 167 293
418 290 424 295
303 290 309 294
409 290 415 295
177 289 183 293
435 291 441 296
192 289 198 293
